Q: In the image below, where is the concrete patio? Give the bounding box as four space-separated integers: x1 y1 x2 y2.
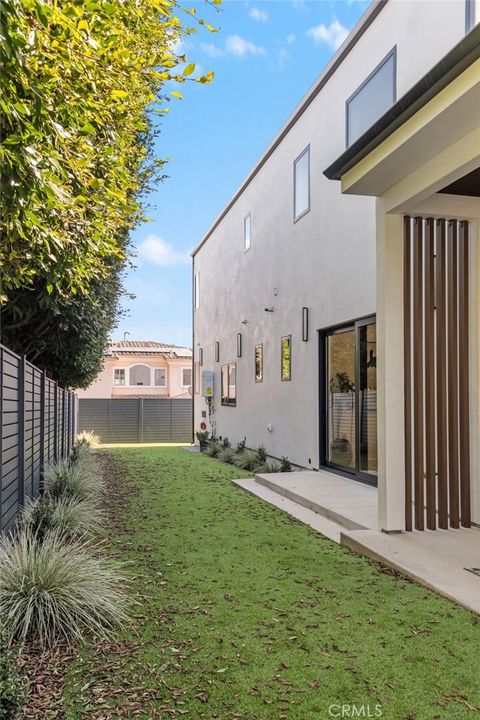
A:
233 470 480 614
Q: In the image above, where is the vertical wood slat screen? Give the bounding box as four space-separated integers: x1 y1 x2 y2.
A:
404 217 471 530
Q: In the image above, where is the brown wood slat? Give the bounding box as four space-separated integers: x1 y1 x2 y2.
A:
447 220 460 528
424 218 436 529
413 217 424 530
403 217 413 531
435 219 449 529
458 220 471 527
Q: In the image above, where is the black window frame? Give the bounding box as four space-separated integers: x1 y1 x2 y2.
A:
345 47 397 148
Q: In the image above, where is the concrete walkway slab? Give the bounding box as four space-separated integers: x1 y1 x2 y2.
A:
255 470 378 530
342 526 480 614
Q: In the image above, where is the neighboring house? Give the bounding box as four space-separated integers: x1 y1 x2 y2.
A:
193 0 480 534
77 341 193 399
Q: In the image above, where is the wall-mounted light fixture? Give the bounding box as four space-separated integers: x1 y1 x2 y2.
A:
302 307 309 342
264 307 274 313
241 319 248 325
237 333 242 358
199 347 203 366
214 341 220 362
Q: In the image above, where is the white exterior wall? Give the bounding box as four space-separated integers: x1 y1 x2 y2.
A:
193 0 469 467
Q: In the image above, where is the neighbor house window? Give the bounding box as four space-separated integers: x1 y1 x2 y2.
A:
346 48 396 147
255 344 263 383
154 368 166 386
129 364 151 386
244 213 251 252
113 369 125 386
294 146 310 221
221 363 236 406
194 272 200 310
281 336 291 381
182 367 192 387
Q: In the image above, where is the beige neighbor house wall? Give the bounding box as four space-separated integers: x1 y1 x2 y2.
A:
76 347 192 400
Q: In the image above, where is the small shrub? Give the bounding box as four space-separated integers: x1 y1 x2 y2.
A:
217 447 236 464
44 458 103 503
221 437 231 449
195 430 209 449
280 457 293 472
0 621 24 720
205 440 221 458
233 450 260 472
255 445 267 464
21 496 103 541
76 431 100 448
0 529 129 648
258 461 281 474
236 439 246 453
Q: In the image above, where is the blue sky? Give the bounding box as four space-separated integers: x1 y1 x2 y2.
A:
116 0 369 347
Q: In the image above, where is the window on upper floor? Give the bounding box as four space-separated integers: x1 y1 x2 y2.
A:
194 272 200 310
244 213 251 252
129 364 151 386
154 368 166 386
221 363 236 406
465 0 479 31
294 146 310 221
346 48 396 147
182 367 192 387
113 368 125 386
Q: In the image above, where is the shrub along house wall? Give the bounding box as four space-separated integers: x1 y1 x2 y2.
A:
0 343 76 532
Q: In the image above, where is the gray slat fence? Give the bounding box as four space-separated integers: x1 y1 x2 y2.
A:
78 398 192 444
0 343 76 533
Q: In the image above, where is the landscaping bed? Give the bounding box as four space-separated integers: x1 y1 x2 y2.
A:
54 447 480 719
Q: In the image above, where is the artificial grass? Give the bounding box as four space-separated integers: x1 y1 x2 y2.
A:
64 448 479 719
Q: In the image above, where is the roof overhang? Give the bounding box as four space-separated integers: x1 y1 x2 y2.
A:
324 25 480 199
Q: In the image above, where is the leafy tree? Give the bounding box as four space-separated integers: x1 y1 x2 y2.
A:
0 0 217 387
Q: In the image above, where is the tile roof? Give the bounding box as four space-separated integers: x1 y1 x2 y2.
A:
106 341 192 358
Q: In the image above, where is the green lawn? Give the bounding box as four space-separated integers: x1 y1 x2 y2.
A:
64 448 479 719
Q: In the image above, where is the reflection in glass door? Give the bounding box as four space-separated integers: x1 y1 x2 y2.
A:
324 317 377 485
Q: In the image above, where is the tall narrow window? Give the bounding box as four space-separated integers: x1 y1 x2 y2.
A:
194 272 200 310
346 49 396 146
215 341 220 362
255 344 263 383
182 367 192 387
244 213 251 252
113 369 125 386
294 147 310 221
281 336 292 381
237 333 242 358
221 363 237 406
154 368 166 386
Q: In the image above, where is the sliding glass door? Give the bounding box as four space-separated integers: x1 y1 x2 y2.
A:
322 317 377 485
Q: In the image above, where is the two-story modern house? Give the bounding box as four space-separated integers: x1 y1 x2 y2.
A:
192 0 480 539
77 341 192 399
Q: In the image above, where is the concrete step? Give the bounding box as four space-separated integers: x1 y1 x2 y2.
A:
254 472 370 531
232 478 344 543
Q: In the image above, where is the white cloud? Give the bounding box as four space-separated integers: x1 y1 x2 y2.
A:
249 7 268 22
286 33 296 44
307 20 350 51
201 34 266 59
137 235 190 267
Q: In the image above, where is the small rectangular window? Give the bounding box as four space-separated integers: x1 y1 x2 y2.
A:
237 333 242 358
221 363 237 406
346 49 396 147
281 335 292 381
255 344 263 383
244 213 251 252
113 369 125 386
182 367 192 387
294 147 310 221
154 368 166 386
194 272 200 310
215 341 220 362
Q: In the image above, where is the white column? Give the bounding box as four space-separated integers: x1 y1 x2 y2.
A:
376 205 406 532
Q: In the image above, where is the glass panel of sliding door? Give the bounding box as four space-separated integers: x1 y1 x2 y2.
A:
327 327 356 471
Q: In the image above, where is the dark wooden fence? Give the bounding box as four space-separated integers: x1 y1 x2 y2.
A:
78 398 192 444
1 344 76 533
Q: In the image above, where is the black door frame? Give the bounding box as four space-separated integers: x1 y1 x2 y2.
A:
318 314 377 487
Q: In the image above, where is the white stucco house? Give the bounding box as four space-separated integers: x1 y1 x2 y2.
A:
77 341 192 400
192 0 480 540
